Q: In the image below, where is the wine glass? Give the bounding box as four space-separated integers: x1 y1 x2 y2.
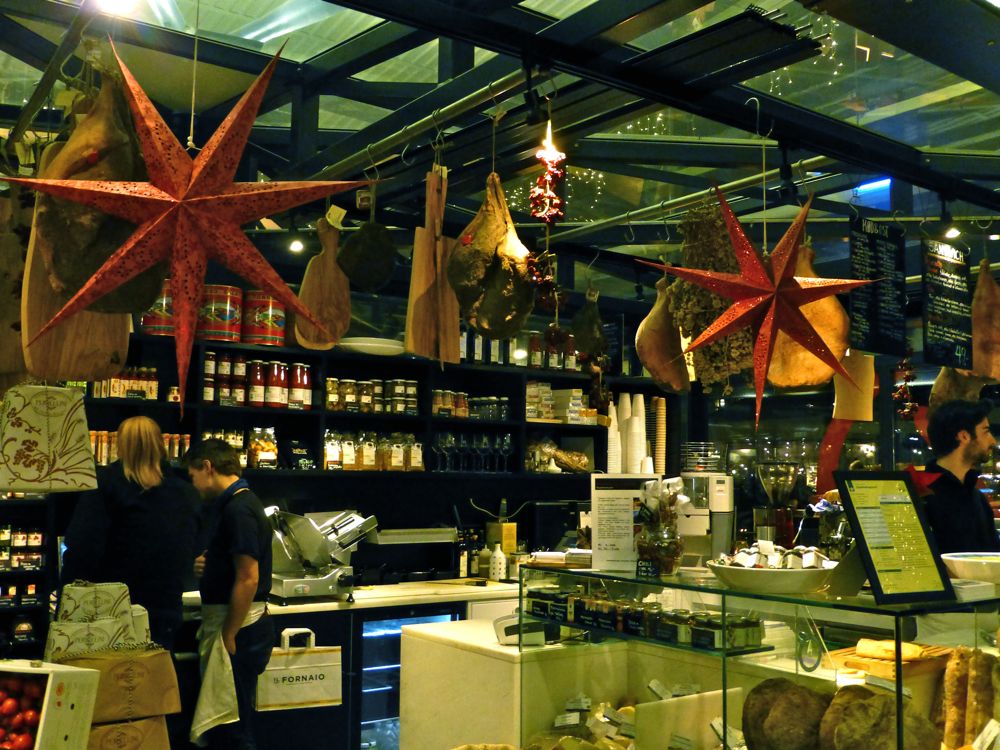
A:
499 433 513 473
475 434 492 473
457 433 471 472
435 432 456 472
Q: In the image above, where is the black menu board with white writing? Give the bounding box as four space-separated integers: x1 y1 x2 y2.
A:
848 216 907 355
922 239 972 368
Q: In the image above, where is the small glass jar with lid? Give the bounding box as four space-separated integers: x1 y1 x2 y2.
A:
373 397 385 414
432 390 443 415
404 397 419 416
325 378 340 411
358 381 375 414
528 331 544 368
340 379 359 413
455 392 469 419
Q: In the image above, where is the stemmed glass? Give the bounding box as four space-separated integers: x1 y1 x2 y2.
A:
498 433 513 473
434 432 456 472
475 434 493 472
457 433 471 472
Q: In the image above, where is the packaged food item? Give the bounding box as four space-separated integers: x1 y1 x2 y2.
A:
325 378 341 411
324 432 342 471
289 363 312 410
282 440 315 471
358 381 374 414
247 360 266 407
340 379 358 413
265 361 288 408
405 436 424 472
341 434 357 471
248 427 278 469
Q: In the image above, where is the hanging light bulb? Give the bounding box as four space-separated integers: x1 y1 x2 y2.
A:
289 239 305 253
940 198 961 240
529 120 566 225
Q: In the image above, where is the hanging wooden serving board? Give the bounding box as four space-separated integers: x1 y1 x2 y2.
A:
822 644 952 679
433 169 460 363
0 226 26 375
22 143 130 380
295 217 351 350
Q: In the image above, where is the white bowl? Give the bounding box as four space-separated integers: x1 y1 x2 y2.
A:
337 337 405 356
941 553 1000 583
706 561 834 595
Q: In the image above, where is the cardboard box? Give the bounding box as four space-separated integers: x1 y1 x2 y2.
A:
63 649 180 723
45 612 138 661
0 659 100 750
87 715 169 750
486 521 518 555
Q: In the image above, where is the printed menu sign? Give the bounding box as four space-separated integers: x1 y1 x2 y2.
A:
591 475 654 572
834 472 954 604
922 239 972 368
848 216 906 356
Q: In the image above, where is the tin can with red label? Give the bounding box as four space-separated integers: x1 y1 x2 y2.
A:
242 290 286 346
140 278 174 336
196 284 243 342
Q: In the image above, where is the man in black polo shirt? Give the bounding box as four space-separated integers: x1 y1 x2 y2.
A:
923 399 1000 553
186 439 274 749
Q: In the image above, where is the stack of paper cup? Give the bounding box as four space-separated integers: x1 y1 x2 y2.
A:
654 397 667 475
631 394 647 472
607 408 621 473
617 393 631 473
626 416 644 473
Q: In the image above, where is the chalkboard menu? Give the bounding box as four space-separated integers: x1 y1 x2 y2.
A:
922 239 972 368
848 216 907 355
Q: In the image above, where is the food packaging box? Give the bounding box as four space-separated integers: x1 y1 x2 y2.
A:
45 612 138 661
63 649 181 723
486 521 518 555
0 659 100 750
130 605 150 642
87 715 169 750
58 582 131 621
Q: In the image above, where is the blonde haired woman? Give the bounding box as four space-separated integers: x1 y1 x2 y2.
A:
62 416 200 650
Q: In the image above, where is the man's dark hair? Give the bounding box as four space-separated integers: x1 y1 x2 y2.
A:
183 438 243 477
927 399 994 457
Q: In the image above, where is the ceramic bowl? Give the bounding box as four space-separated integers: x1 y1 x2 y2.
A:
941 553 1000 583
706 561 834 594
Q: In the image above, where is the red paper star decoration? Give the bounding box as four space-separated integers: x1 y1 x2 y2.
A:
903 464 942 498
639 187 873 426
1 44 364 406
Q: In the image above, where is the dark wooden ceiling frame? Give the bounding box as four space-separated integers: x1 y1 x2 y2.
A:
324 0 1000 213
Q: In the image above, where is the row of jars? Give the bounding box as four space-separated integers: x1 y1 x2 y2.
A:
324 431 424 472
204 351 313 410
91 430 191 465
91 367 163 400
325 378 419 415
460 327 581 371
431 391 511 421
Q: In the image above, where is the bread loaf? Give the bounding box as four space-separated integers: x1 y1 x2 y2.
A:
964 650 996 745
819 685 874 750
743 678 832 750
944 647 972 749
832 694 940 750
854 638 927 661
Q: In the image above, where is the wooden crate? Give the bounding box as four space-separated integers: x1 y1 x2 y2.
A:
823 644 952 679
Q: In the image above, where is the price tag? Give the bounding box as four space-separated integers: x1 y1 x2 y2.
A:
974 719 1000 750
667 733 694 750
553 712 583 729
325 204 347 230
603 706 625 725
671 683 701 697
711 718 745 749
566 695 592 711
648 678 671 699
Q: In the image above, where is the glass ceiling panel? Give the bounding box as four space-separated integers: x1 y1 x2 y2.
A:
518 0 598 20
0 50 47 107
355 40 439 83
255 97 390 131
68 0 383 62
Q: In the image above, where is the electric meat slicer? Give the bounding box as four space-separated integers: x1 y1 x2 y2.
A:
266 507 378 601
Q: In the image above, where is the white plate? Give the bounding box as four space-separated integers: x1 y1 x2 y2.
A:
706 561 834 594
337 337 405 356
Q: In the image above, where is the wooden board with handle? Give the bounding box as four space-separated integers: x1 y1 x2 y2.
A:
823 644 952 679
22 142 130 380
0 200 26 375
295 214 351 350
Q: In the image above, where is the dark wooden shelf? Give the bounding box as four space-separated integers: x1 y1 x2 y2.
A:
431 417 520 428
0 499 48 509
198 404 322 418
0 568 47 577
525 420 606 432
86 398 181 409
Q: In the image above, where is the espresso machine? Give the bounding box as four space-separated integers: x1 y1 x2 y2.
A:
678 471 735 560
266 507 378 601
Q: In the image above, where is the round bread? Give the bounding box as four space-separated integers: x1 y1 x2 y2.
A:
833 695 940 750
744 678 796 750
819 685 875 750
762 684 833 750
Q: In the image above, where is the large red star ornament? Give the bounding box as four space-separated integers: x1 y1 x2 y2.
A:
1 44 364 406
903 464 941 498
639 188 873 426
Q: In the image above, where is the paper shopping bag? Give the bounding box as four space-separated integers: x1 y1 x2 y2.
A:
256 628 342 711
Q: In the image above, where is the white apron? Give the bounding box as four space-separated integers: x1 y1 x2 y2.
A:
190 601 266 745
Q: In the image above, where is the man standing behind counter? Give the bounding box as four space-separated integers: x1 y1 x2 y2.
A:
923 399 1000 554
186 439 274 749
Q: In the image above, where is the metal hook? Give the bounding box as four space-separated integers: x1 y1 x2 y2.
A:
365 144 380 181
918 215 930 238
891 209 906 231
849 190 860 220
744 96 773 139
624 210 636 243
975 218 994 230
658 201 672 242
399 139 413 167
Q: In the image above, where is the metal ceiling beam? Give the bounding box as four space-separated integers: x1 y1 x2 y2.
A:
316 80 434 109
571 135 787 169
0 12 57 70
327 0 1000 212
802 0 1000 99
0 0 297 78
571 158 721 190
201 21 434 122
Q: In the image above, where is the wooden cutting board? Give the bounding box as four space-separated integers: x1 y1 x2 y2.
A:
22 143 130 380
0 229 26 375
295 215 351 350
823 644 952 679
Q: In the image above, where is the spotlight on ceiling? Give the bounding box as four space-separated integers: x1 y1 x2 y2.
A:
96 0 138 15
940 198 961 240
289 238 305 253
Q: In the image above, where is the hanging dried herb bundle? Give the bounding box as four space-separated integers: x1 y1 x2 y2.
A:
666 197 753 393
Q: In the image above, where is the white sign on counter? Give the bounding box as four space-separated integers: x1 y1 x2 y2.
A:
591 474 657 572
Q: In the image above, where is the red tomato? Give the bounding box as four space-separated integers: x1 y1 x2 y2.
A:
19 685 39 701
0 700 16 717
14 701 28 715
0 728 6 740
6 717 20 733
8 734 31 750
19 713 35 729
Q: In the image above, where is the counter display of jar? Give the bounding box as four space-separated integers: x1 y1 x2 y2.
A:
323 430 424 472
458 327 582 371
204 351 312 410
325 377 419 415
431 391 511 421
91 367 161 400
0 525 45 572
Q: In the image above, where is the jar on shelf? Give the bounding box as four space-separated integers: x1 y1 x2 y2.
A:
391 396 407 415
231 378 246 406
545 337 563 370
373 381 384 400
455 392 469 419
372 397 385 414
217 377 232 404
389 379 407 398
404 380 419 398
203 351 217 376
404 398 418 416
358 381 375 414
341 379 359 413
265 361 287 408
217 352 232 378
289 363 312 410
432 390 443 415
202 376 215 404
233 354 247 381
325 378 340 411
247 360 266 408
528 331 543 368
248 427 278 469
564 333 578 371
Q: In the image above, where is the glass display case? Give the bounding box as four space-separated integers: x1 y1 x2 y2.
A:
518 564 1000 750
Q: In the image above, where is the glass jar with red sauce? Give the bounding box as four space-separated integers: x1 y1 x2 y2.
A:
290 363 312 410
247 360 266 407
